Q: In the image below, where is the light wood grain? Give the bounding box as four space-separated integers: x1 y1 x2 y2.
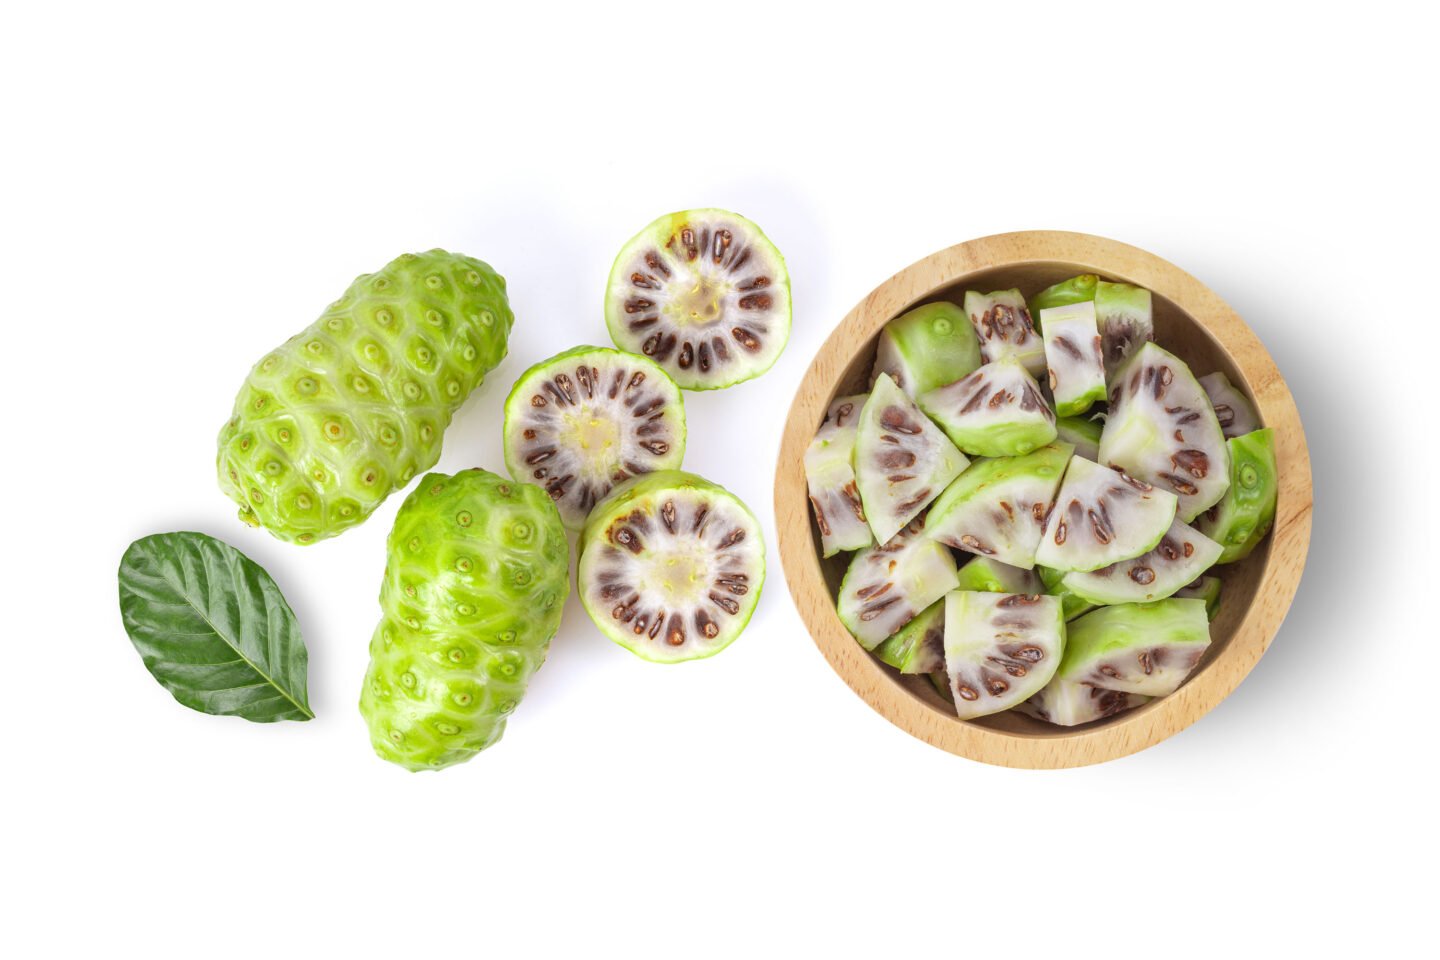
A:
775 231 1312 768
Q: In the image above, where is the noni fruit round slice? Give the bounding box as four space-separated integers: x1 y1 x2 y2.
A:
217 250 513 544
502 345 685 530
837 516 959 650
1199 371 1261 440
855 373 969 544
358 469 569 771
1034 455 1179 573
1060 516 1222 605
871 301 983 397
1195 427 1278 563
944 591 1065 720
917 358 1058 458
962 288 1047 377
804 393 873 557
1040 300 1107 417
578 470 765 662
925 442 1073 569
604 209 790 390
1100 342 1230 521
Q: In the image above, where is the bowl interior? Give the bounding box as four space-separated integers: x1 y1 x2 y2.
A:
812 259 1272 738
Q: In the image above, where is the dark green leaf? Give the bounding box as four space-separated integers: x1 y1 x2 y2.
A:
118 532 313 722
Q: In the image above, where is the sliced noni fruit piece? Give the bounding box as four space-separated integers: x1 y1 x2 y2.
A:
962 289 1047 377
926 442 1073 569
804 393 873 557
1038 564 1098 621
1014 683 1150 726
1100 342 1230 521
1060 516 1222 605
1055 414 1103 461
837 517 959 650
855 374 969 544
944 591 1065 720
871 302 983 397
874 600 945 674
1094 281 1154 378
1199 371 1261 440
1040 301 1106 417
917 358 1057 458
577 470 765 663
1060 599 1211 697
605 209 790 390
1030 274 1098 314
1175 576 1223 620
1195 428 1278 563
955 556 1043 594
503 346 685 530
1034 455 1179 573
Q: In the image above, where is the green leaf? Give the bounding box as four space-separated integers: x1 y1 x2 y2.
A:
118 532 313 722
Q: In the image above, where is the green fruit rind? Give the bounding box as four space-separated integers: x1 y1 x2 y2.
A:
501 345 686 530
871 302 983 397
1054 415 1103 461
359 469 569 771
874 600 945 674
926 442 1073 569
1175 576 1223 620
1195 428 1278 563
1038 564 1098 621
1030 274 1098 314
1058 599 1211 697
604 208 791 391
218 250 514 545
578 470 765 663
954 556 1043 594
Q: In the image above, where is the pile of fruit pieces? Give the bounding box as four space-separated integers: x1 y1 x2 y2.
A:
804 275 1277 725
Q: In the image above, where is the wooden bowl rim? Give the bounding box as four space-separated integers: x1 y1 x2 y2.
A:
775 230 1312 768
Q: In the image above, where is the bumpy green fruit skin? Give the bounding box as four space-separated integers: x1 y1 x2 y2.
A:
1030 274 1098 315
359 469 569 772
218 250 514 544
1196 428 1278 563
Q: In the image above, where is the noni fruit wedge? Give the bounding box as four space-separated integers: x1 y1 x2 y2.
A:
1030 274 1098 314
944 592 1065 720
1038 564 1098 622
962 289 1047 377
874 600 945 674
577 470 765 663
925 442 1073 569
1034 455 1178 572
218 250 513 544
1195 428 1278 563
359 469 569 771
837 516 959 650
871 301 983 397
1014 681 1150 726
1094 280 1154 378
917 358 1058 458
1060 516 1222 605
804 394 873 557
1040 301 1106 417
1175 575 1223 620
1056 599 1211 698
854 374 969 544
1100 342 1230 521
1199 371 1261 440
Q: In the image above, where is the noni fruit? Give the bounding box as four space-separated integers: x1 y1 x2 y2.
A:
359 468 569 771
218 250 514 544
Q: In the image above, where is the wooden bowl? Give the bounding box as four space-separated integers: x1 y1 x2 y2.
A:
776 231 1311 768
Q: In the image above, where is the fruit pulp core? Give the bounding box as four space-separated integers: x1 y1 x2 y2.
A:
562 408 620 461
647 548 710 601
668 276 727 325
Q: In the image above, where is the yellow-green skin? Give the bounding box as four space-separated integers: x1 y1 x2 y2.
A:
217 250 514 544
359 469 569 771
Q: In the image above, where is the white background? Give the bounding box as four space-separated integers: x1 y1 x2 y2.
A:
2 2 1433 956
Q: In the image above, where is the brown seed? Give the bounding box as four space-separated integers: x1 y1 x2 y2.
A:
678 342 694 369
956 684 980 702
612 526 643 554
959 534 995 555
695 609 719 638
666 614 686 646
879 406 922 435
660 499 677 534
1129 566 1156 585
1172 449 1210 478
732 327 762 351
710 593 740 615
738 294 772 310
